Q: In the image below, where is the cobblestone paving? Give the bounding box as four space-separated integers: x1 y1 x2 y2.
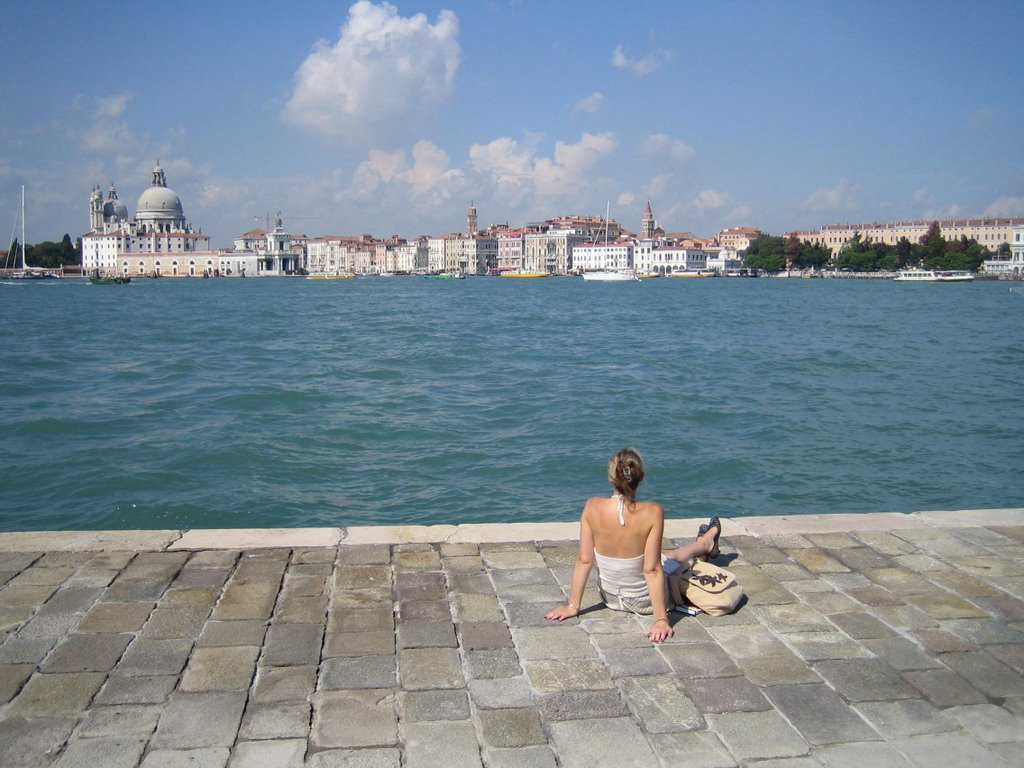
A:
0 518 1023 767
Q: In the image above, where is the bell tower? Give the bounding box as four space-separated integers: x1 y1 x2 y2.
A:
467 201 478 236
642 200 655 239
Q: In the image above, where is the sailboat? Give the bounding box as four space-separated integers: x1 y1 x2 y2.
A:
5 187 53 280
579 202 638 281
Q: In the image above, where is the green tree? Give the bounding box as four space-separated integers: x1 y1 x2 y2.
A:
744 234 786 272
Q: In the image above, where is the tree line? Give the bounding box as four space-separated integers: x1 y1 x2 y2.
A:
743 222 1001 273
4 235 78 269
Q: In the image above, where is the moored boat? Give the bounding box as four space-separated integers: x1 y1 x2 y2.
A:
307 273 356 280
894 269 974 282
423 272 466 279
581 269 639 282
667 270 717 278
89 270 131 284
499 270 548 278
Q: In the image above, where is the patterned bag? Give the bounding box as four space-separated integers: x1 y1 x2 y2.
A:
667 560 743 617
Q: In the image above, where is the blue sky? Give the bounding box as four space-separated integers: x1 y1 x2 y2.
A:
3 0 1022 248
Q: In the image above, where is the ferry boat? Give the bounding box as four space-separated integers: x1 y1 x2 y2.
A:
894 269 974 282
500 270 548 278
667 270 717 278
306 273 356 280
423 272 466 280
581 269 639 282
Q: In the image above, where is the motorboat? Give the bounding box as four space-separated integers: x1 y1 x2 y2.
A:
581 269 639 282
894 269 974 282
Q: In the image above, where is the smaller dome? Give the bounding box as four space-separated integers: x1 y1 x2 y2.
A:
103 200 129 221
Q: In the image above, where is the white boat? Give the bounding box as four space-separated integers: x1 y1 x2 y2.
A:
894 269 974 282
667 270 717 278
581 269 639 282
5 186 55 280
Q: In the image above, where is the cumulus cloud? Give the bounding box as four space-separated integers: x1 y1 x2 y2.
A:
353 140 464 202
642 133 695 163
471 132 618 199
984 195 1024 217
283 1 460 146
80 93 136 153
617 192 636 208
693 189 729 212
803 179 860 212
612 45 672 76
574 91 607 114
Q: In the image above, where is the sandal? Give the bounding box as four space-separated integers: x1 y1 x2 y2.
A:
706 517 722 560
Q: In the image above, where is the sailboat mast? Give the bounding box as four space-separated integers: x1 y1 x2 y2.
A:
20 185 26 270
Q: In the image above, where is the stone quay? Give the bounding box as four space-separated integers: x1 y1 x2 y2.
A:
0 508 1022 767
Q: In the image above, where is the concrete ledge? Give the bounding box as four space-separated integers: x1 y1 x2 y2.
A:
1 508 1021 552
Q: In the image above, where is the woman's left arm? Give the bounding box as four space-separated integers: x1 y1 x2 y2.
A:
642 506 673 643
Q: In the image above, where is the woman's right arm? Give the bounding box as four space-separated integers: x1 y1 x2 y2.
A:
545 507 595 621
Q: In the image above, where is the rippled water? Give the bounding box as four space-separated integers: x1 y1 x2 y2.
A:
0 276 1021 531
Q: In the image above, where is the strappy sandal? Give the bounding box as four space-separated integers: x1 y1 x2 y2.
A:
706 517 722 560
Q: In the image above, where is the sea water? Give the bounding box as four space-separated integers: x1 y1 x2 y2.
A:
0 276 1021 531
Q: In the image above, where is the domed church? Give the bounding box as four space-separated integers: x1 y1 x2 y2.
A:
82 162 216 277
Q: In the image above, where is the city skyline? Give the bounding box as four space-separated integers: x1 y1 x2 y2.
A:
2 1 1022 249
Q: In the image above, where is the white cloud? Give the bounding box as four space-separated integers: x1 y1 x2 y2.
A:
642 133 695 162
611 45 672 76
803 179 860 212
574 91 607 113
617 192 636 208
471 132 618 205
984 195 1024 217
353 140 464 202
81 93 136 153
693 189 729 212
283 1 460 146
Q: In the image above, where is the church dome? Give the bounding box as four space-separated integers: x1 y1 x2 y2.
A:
103 199 129 221
135 162 184 223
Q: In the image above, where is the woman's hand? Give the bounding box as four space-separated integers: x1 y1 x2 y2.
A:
545 603 580 621
645 617 674 643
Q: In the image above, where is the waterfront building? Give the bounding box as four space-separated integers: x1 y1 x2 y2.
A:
718 226 760 254
81 162 217 277
307 234 375 275
524 229 588 275
983 224 1024 277
796 218 1024 256
649 245 709 274
496 230 527 272
229 214 304 275
572 240 634 273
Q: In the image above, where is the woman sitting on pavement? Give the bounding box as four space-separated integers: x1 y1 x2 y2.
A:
544 447 721 644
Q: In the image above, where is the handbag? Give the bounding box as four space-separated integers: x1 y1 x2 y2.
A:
667 560 743 617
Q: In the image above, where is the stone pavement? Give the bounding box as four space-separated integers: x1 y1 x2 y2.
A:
0 509 1022 767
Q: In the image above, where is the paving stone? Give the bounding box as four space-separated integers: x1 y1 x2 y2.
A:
902 667 988 707
160 586 221 609
827 611 897 640
396 620 457 649
227 739 306 767
196 619 268 647
706 624 789 658
736 652 823 686
305 748 400 768
395 600 450 622
399 688 471 721
504 600 565 628
7 671 106 716
945 703 1024 743
321 654 396 689
467 675 534 709
753 603 835 633
447 572 493 594
77 601 154 633
781 631 873 661
250 664 317 702
512 625 596 661
150 691 247 749
324 629 395 657
238 700 312 739
987 642 1024 675
51 735 148 768
180 645 259 691
262 622 324 665
863 636 942 671
706 710 809 760
524 658 613 694
0 715 76 767
76 703 162 738
814 742 914 768
798 590 861 614
483 746 557 768
600 646 672 678
312 690 399 750
453 593 503 622
910 627 976 653
0 583 59 608
536 689 631 721
548 716 657 768
398 647 465 690
478 708 546 748
941 617 1024 645
0 662 34 703
94 674 178 705
647 730 737 768
813 658 918 701
660 642 742 678
830 546 895 571
13 610 80 638
0 635 55 664
853 698 957 738
616 674 703 732
940 650 1024 697
458 621 512 651
892 732 1014 767
403 720 481 768
328 607 394 632
787 548 850 573
41 632 132 673
211 583 278 621
686 675 772 713
764 683 879 745
464 649 522 680
37 586 103 615
114 638 193 677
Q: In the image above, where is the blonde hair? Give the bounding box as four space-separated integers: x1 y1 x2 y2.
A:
607 447 645 504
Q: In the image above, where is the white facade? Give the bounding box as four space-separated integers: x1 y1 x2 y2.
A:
649 247 709 274
983 225 1024 277
572 241 634 273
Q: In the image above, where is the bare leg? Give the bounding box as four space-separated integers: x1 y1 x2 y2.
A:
663 525 718 563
